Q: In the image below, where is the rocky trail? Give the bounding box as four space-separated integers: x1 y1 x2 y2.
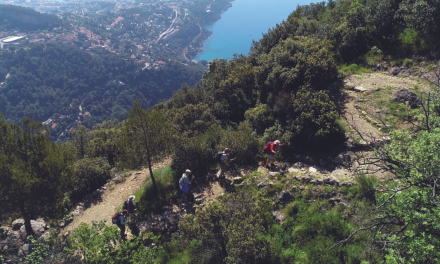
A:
62 158 172 235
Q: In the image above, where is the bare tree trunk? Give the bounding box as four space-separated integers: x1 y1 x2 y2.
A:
19 200 34 237
136 111 159 199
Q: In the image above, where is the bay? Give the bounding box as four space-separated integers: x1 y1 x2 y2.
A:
195 0 316 61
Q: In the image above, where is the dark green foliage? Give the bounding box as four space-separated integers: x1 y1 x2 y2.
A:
170 191 272 264
0 5 62 31
118 102 175 170
0 44 204 140
166 103 218 138
64 221 166 264
256 36 338 92
244 104 272 134
355 174 378 203
251 0 440 62
171 128 220 180
216 121 259 164
72 157 111 202
168 190 375 263
291 89 340 143
0 115 75 235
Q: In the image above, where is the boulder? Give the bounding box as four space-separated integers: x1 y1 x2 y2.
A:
257 182 267 189
308 167 318 174
269 171 284 177
257 166 269 174
18 243 31 257
272 211 286 225
278 191 294 204
391 88 418 108
323 178 339 186
233 177 243 184
391 67 401 75
19 220 47 237
335 152 354 165
318 193 334 199
331 169 353 181
354 86 367 92
288 167 300 173
12 219 25 231
300 176 313 183
340 181 355 187
329 197 343 205
293 161 307 169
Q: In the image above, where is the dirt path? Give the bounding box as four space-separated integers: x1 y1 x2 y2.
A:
62 159 172 234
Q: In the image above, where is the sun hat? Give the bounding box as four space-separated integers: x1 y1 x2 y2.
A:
128 195 135 201
185 169 192 173
274 140 280 144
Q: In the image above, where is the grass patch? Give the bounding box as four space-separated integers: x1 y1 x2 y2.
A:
134 166 177 214
403 58 413 67
340 63 370 76
426 63 434 71
336 119 348 133
376 99 386 108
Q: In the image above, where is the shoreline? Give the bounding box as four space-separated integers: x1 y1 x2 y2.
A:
188 1 234 62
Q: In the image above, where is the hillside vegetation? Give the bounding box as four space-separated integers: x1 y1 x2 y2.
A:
1 0 440 263
0 44 205 141
0 5 62 31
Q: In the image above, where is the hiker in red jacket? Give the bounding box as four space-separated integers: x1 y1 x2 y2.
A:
264 140 284 169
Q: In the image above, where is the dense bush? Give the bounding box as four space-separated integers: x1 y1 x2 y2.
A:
290 89 340 143
171 129 220 180
216 121 259 164
256 36 338 93
72 157 111 202
166 103 218 138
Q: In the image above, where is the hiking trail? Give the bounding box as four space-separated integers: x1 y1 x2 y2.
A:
62 158 172 234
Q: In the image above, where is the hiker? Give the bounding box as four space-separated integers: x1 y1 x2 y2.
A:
179 169 194 202
264 140 284 169
116 210 129 240
123 195 137 224
217 148 236 178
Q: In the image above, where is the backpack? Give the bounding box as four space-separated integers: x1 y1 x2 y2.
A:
112 212 120 225
179 176 185 186
216 152 223 162
123 200 132 211
263 142 272 153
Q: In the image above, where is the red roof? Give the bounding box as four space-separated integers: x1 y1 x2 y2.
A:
51 123 57 129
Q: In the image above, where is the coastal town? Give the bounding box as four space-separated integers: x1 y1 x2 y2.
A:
0 0 232 66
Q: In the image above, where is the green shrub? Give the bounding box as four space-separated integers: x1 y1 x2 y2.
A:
216 121 259 164
341 64 370 76
339 186 348 195
403 58 413 67
336 119 348 133
364 46 383 66
356 174 378 203
171 129 219 180
291 89 340 144
244 104 272 134
72 157 111 202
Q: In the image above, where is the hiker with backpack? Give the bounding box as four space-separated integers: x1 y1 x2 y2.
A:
122 195 137 225
217 148 236 179
112 210 129 240
179 169 194 202
263 140 284 169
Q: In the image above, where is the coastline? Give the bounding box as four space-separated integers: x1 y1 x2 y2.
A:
184 0 234 61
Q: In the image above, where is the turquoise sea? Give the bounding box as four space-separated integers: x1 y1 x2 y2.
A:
195 0 315 61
